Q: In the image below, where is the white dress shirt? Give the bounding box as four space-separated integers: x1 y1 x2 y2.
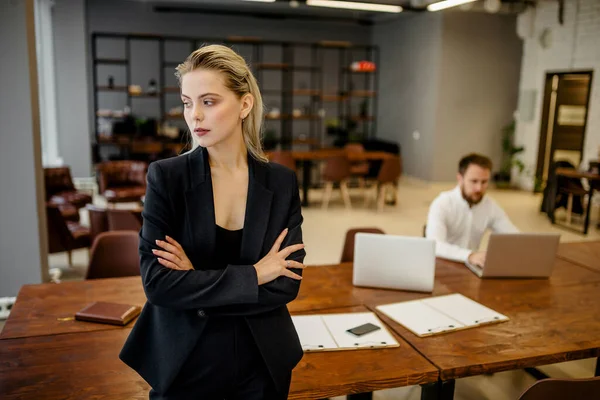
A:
425 186 519 262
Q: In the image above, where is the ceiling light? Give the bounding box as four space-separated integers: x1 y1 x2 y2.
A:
307 0 403 13
483 0 501 13
241 0 277 3
427 0 477 12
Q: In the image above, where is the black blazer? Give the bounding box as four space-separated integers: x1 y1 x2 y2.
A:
119 147 305 394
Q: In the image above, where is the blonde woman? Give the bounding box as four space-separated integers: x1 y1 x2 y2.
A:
120 44 306 400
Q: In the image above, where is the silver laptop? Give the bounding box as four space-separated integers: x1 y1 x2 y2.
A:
465 233 560 278
353 233 435 292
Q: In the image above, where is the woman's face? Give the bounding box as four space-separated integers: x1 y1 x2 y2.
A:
180 69 251 149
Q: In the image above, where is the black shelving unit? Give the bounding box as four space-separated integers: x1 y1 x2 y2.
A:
91 32 379 153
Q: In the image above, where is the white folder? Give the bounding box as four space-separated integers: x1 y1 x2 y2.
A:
291 315 338 351
291 312 399 352
376 293 509 337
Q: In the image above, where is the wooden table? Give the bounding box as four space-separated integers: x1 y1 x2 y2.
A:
97 136 188 161
3 255 599 399
323 257 600 307
556 240 600 272
377 281 600 398
267 149 395 206
281 149 394 162
0 266 359 340
361 258 600 399
0 307 440 400
0 279 439 399
0 329 150 400
0 277 145 340
290 305 438 399
311 258 600 398
290 266 361 313
550 168 600 235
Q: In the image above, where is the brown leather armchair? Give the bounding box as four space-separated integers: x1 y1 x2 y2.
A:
46 204 92 266
96 161 147 205
55 203 80 222
86 205 109 244
44 167 93 220
106 209 142 232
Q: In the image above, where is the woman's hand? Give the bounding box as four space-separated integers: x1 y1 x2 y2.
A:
253 228 306 285
153 236 194 271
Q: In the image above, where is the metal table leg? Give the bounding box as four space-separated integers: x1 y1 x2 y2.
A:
583 187 594 235
524 367 550 380
347 392 372 400
420 382 439 400
440 379 455 400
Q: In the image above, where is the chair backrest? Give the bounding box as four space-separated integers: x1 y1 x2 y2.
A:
96 161 147 193
517 376 600 400
377 156 402 184
86 231 141 279
340 227 385 263
269 151 297 172
46 205 73 254
107 209 142 232
86 205 109 244
323 156 351 182
344 143 365 154
44 167 75 199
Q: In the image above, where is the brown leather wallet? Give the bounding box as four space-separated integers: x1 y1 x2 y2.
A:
75 302 141 326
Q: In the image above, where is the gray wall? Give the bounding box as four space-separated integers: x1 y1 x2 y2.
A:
373 11 521 182
0 0 49 297
433 12 522 181
372 13 443 181
53 0 92 178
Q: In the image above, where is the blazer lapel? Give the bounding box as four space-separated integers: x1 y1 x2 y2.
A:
184 147 216 263
240 156 273 264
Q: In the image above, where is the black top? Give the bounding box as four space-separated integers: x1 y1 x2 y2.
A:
214 225 243 269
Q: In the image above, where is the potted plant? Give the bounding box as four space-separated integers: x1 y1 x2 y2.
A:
494 120 525 188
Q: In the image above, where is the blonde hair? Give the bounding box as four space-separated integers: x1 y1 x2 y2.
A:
175 44 268 163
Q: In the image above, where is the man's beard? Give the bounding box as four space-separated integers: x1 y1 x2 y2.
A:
461 187 484 206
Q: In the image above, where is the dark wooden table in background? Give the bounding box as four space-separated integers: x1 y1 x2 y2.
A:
556 240 600 272
267 149 395 206
551 168 600 235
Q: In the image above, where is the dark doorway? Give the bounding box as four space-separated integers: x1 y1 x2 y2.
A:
535 71 593 191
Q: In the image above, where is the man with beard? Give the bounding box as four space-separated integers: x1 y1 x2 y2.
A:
425 153 518 267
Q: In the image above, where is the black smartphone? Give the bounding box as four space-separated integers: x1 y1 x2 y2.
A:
346 322 381 337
